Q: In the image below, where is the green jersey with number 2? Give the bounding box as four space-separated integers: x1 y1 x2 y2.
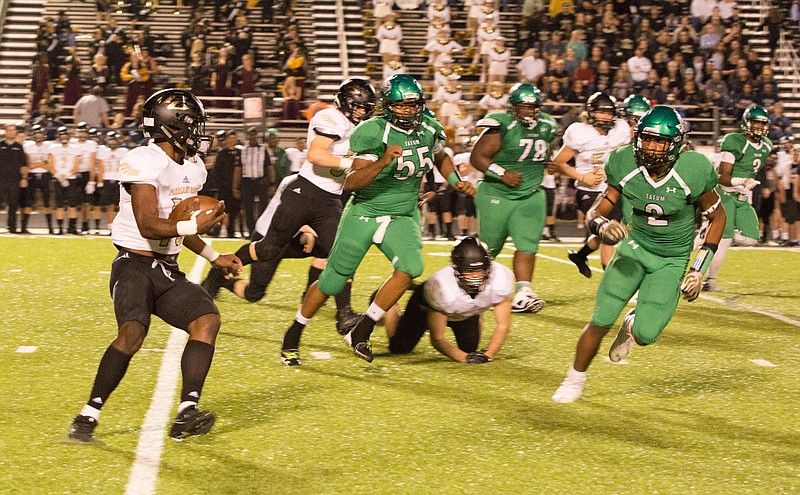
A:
348 114 445 217
478 111 558 200
719 132 771 181
606 145 718 258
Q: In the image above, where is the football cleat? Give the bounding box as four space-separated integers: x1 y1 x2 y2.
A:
609 308 636 362
568 250 592 278
551 375 586 403
335 306 362 336
201 266 226 299
702 279 721 292
169 407 215 440
280 349 302 367
68 414 98 442
511 286 545 313
343 329 375 363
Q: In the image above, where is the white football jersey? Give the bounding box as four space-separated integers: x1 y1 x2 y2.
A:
24 141 51 173
72 139 98 173
298 107 355 195
96 146 129 182
49 142 81 178
254 174 295 236
562 119 631 192
424 261 514 321
112 143 207 255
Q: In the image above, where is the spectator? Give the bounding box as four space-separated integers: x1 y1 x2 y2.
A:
89 53 111 95
759 7 783 53
690 0 716 28
281 75 304 121
61 47 83 107
566 79 591 103
210 131 243 238
284 137 307 175
744 48 764 80
718 0 738 20
673 28 698 61
29 53 51 115
265 128 290 192
228 14 252 67
563 47 580 76
382 59 407 80
727 65 753 97
73 86 111 129
587 45 605 74
427 19 451 45
791 0 800 24
376 14 403 65
233 52 260 95
487 37 511 85
373 0 395 29
541 30 566 59
572 59 596 89
103 22 127 86
672 16 699 43
474 15 500 73
546 57 571 90
212 45 235 109
612 68 633 101
515 47 547 85
566 29 587 61
427 0 451 24
703 69 730 110
755 82 780 110
426 34 463 69
627 48 652 88
544 79 568 110
478 82 508 114
768 102 793 141
120 49 156 116
186 52 212 96
433 74 462 127
732 83 757 120
282 42 307 85
755 66 777 92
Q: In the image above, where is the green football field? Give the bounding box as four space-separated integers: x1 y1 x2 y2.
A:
1 236 798 495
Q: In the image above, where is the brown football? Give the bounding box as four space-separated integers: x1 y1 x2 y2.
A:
168 195 224 221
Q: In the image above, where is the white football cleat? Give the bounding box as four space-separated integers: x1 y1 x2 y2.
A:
552 374 586 403
511 286 545 313
609 308 636 362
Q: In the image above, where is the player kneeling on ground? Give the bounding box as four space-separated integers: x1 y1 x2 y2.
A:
385 236 513 363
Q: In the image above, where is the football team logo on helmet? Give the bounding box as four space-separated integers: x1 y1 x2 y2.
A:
508 82 541 128
633 106 686 173
741 105 770 141
142 88 212 157
586 92 618 132
334 78 377 125
379 74 425 131
451 236 492 297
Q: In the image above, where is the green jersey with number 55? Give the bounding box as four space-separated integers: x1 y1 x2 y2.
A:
348 113 445 216
606 145 718 258
477 110 558 199
718 132 771 186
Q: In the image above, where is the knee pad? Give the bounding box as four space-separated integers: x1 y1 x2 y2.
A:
243 283 266 303
317 269 349 296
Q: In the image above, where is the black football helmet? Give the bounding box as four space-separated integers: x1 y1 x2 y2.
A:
586 92 618 132
451 236 492 297
31 124 45 142
106 130 120 148
142 88 211 157
334 78 377 125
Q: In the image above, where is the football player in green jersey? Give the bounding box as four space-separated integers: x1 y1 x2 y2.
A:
280 74 475 364
471 82 575 313
552 106 727 403
702 105 771 292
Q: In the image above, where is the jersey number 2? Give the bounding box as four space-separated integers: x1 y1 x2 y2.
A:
645 203 668 226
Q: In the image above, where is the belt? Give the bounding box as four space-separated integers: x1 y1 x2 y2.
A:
119 247 179 263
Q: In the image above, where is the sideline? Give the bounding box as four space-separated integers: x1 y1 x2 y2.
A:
123 253 208 495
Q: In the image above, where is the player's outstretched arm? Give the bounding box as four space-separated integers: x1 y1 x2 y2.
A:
681 190 726 302
482 297 511 359
343 144 403 191
427 310 471 363
130 183 225 239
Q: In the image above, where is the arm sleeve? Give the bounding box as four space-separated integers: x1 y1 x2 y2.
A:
719 133 744 163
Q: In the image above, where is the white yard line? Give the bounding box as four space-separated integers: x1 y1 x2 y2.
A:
124 253 208 495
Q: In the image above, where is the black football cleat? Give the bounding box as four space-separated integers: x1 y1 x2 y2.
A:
201 266 226 299
280 349 302 366
336 306 362 336
568 250 592 278
353 341 374 363
169 407 215 440
68 415 98 442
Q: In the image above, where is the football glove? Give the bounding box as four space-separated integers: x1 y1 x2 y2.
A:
680 270 703 302
731 177 760 192
85 181 96 195
465 350 492 364
590 217 627 245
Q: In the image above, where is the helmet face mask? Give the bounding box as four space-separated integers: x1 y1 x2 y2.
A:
334 78 377 125
741 105 770 141
451 236 491 297
508 82 541 128
142 88 211 157
633 106 686 173
380 74 426 131
586 92 618 132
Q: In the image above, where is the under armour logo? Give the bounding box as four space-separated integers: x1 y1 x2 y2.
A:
491 199 500 205
359 216 370 222
628 240 640 250
666 187 677 193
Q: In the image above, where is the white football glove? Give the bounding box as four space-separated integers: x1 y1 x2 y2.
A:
732 177 760 192
680 270 703 302
57 175 69 188
598 219 628 245
85 181 96 195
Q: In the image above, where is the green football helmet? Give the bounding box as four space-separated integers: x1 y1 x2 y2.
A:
379 74 425 131
508 82 542 128
621 94 651 124
634 106 686 172
741 105 770 141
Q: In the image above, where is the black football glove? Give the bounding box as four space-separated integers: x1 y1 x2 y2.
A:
465 350 492 364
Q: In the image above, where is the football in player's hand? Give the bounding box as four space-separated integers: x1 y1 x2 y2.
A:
168 195 224 221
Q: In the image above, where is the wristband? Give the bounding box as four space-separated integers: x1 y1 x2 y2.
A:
176 211 199 236
338 157 354 170
689 245 715 275
200 243 220 262
485 163 506 180
588 216 609 236
447 171 463 187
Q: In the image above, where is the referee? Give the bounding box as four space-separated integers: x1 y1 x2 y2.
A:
240 127 271 236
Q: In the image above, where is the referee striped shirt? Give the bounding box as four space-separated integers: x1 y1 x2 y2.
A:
241 144 268 178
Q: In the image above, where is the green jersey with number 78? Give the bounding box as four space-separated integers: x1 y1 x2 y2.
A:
476 110 558 199
348 113 446 216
